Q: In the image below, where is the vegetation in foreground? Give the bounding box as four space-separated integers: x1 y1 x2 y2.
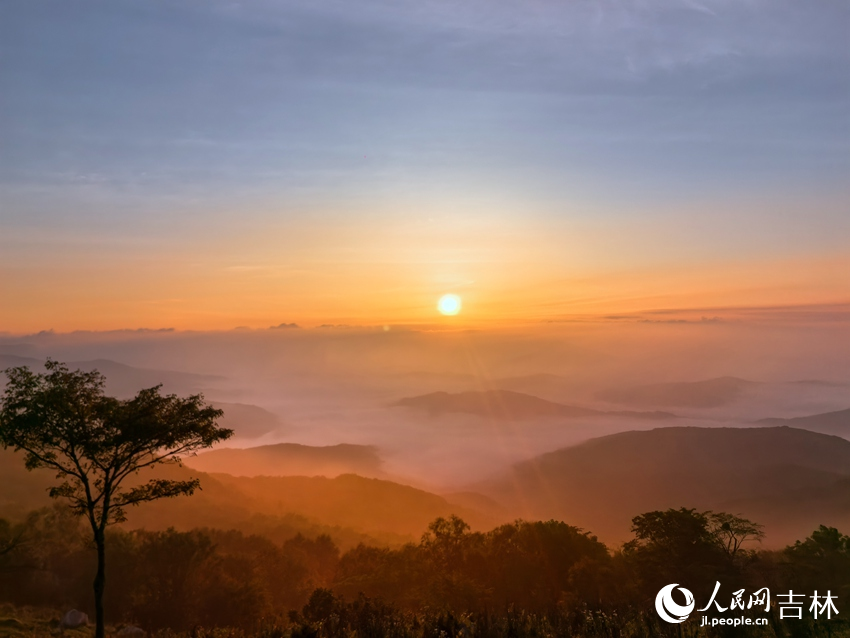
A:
0 507 848 638
0 362 233 638
1 363 848 637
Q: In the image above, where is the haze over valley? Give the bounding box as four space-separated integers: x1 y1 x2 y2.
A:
1 0 848 633
1 312 848 548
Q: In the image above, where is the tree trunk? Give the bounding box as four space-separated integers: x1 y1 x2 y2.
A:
93 531 106 638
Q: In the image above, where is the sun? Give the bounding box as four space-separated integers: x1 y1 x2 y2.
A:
437 294 462 316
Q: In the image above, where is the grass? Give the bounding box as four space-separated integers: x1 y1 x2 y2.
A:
0 605 847 638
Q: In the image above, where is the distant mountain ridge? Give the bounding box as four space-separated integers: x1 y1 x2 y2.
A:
479 426 850 546
0 447 492 542
393 390 676 420
0 356 284 439
597 376 757 408
185 443 384 478
211 403 286 439
756 408 850 437
0 355 222 398
3 426 849 548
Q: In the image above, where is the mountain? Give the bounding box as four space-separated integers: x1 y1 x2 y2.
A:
0 448 492 542
756 408 850 437
393 390 676 420
0 355 221 398
0 356 284 439
492 374 573 399
212 402 286 439
185 443 384 478
479 426 850 546
597 376 757 408
198 472 491 537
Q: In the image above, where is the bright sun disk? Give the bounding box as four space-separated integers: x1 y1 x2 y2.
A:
438 294 462 316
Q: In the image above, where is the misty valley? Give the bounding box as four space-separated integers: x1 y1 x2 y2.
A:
0 324 848 637
2 0 847 634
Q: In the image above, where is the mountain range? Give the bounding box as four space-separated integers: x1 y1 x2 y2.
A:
0 355 283 439
393 390 676 420
596 376 757 408
2 425 847 549
185 443 384 478
0 354 220 398
479 426 850 546
0 447 490 544
756 408 850 437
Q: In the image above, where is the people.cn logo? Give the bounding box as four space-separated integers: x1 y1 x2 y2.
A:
655 584 696 624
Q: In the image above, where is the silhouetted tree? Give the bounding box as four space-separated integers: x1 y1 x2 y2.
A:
420 515 472 571
625 508 752 600
132 528 215 629
0 361 232 638
707 511 764 559
784 525 850 599
486 520 610 609
285 533 341 590
420 515 486 608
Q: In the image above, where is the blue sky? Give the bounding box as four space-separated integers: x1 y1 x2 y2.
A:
2 0 847 212
0 0 848 330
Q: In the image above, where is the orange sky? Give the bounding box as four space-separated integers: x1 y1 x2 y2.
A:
3 208 848 333
2 0 849 335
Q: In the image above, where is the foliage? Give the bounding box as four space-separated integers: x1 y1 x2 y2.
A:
1 362 846 637
624 508 764 603
0 512 847 637
0 361 232 638
0 361 231 528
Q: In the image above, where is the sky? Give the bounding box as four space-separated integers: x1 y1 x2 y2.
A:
1 0 848 331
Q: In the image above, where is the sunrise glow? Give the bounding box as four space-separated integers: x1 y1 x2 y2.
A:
437 294 462 316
